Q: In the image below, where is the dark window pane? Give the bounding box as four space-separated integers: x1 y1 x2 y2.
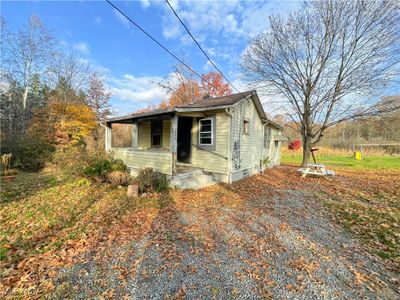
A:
201 124 212 132
200 137 212 145
151 120 162 134
201 119 211 126
151 120 162 147
200 132 212 138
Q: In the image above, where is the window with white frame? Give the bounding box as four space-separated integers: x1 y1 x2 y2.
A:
199 118 213 145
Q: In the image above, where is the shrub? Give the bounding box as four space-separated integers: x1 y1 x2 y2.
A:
288 139 301 150
1 137 55 172
107 171 129 186
136 168 168 193
52 146 87 177
83 157 127 182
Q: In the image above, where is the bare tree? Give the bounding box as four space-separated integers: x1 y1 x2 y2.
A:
1 15 56 132
241 0 400 166
154 64 200 107
86 72 111 120
49 52 91 95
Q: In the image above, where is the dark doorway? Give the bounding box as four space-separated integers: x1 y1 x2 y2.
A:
177 117 192 163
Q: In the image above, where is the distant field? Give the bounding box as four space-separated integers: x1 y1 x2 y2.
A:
281 153 400 169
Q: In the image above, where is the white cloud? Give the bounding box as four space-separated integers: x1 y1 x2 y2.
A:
113 8 129 28
108 73 168 113
162 21 181 39
203 60 213 71
94 16 102 25
160 0 299 41
73 42 90 55
140 0 151 9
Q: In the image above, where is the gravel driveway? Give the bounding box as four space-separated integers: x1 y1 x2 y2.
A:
56 183 399 299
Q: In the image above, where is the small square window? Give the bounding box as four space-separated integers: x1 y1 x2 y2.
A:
243 120 249 135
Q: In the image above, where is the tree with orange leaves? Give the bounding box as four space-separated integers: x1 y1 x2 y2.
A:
200 72 232 97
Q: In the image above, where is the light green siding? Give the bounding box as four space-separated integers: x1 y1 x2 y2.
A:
190 111 229 175
138 122 151 149
137 119 171 150
162 119 171 149
230 98 264 172
112 148 173 175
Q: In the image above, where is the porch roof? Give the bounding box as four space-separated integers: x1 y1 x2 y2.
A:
105 91 256 124
104 90 283 131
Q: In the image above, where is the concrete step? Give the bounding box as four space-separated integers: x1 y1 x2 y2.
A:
173 168 204 180
170 173 216 190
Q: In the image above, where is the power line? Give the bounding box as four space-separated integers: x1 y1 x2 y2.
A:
165 0 240 93
106 0 227 94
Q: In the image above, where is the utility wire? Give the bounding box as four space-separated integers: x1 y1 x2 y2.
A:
106 0 227 94
165 0 240 93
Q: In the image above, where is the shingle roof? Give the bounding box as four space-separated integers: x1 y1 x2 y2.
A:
176 90 255 109
105 90 257 123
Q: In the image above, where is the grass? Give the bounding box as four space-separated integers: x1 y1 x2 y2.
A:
282 153 400 169
0 171 162 271
281 150 400 262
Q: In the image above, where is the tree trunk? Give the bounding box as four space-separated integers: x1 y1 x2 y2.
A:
301 134 312 167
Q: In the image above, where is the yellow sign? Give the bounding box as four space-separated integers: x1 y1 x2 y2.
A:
354 151 362 160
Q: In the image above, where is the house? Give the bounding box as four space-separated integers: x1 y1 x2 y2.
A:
103 90 286 189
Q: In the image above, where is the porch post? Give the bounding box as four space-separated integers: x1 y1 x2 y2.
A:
105 123 112 152
170 115 178 175
132 122 138 150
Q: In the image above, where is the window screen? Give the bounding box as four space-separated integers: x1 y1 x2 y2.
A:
199 118 213 145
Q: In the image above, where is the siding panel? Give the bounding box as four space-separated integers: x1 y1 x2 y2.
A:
113 148 173 175
230 98 264 173
190 112 229 175
138 119 171 150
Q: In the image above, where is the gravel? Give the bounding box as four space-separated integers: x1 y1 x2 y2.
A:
55 189 399 299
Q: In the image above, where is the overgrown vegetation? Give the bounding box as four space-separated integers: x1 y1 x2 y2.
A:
136 167 169 193
83 157 127 182
0 154 18 176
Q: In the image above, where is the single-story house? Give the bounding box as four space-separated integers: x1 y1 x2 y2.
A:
103 90 287 189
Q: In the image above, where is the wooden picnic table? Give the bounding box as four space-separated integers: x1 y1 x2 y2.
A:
298 163 335 178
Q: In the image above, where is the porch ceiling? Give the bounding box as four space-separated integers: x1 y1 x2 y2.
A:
106 109 175 124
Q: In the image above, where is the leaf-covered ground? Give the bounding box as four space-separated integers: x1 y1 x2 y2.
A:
0 166 399 299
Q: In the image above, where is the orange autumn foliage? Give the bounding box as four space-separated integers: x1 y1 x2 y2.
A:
29 101 97 145
168 79 202 107
201 72 232 97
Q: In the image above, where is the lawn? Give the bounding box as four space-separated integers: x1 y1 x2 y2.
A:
282 153 400 169
1 164 399 298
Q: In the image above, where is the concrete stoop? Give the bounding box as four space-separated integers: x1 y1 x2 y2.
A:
170 167 217 190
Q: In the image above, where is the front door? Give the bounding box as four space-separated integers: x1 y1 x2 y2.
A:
177 117 192 163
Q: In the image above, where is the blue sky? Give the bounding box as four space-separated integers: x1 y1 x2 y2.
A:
2 0 301 115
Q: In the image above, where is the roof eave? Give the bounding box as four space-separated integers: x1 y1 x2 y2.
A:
175 105 233 112
263 119 284 131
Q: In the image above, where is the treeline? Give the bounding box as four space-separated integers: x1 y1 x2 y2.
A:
279 95 400 152
0 16 111 171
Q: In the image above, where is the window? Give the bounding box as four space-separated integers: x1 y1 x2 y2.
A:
243 120 249 135
151 120 162 147
199 118 213 145
264 127 271 147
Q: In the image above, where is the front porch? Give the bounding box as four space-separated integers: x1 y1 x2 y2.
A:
105 111 218 188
